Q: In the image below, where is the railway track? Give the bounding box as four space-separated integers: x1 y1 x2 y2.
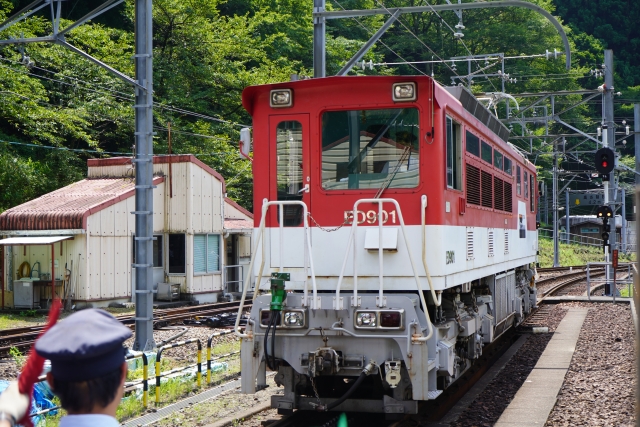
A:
0 300 249 357
537 265 590 273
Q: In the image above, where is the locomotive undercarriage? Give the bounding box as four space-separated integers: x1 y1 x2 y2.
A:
241 267 537 415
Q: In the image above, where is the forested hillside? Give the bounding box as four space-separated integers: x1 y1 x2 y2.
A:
0 0 637 213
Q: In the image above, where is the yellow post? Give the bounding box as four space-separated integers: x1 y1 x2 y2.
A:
197 348 202 388
143 355 148 407
206 347 212 383
155 359 161 405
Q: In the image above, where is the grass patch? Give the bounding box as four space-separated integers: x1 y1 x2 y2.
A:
619 287 634 297
0 312 48 329
537 236 636 268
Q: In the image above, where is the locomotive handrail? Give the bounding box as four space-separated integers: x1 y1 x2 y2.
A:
235 199 319 339
335 198 434 341
421 195 441 307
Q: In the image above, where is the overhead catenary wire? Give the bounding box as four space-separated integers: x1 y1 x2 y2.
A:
0 57 251 128
330 0 429 77
370 0 461 78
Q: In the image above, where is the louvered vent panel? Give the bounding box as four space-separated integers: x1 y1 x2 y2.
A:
466 228 474 260
488 230 494 257
504 230 509 254
504 182 513 213
494 177 504 211
481 171 493 208
466 164 481 205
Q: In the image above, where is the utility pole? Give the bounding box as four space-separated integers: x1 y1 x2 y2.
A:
544 183 548 225
603 50 616 294
553 146 559 266
313 0 326 77
635 104 640 187
565 190 570 244
132 0 155 351
621 188 626 253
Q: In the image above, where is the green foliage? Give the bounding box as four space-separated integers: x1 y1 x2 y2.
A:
0 0 636 215
537 235 635 268
8 346 25 368
18 309 38 317
553 0 640 88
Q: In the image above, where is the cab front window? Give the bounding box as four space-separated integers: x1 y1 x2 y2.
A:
321 108 419 190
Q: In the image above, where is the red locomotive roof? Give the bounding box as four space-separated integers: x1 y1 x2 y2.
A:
0 176 164 231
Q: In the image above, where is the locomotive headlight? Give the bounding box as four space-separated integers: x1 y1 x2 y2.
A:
355 311 377 328
283 310 305 327
270 89 292 108
392 82 416 102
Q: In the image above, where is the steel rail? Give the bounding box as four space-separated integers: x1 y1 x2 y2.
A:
0 301 250 357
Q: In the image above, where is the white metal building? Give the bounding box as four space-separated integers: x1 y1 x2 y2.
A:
0 155 252 308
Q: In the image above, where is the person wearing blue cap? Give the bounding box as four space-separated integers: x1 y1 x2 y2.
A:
0 309 132 427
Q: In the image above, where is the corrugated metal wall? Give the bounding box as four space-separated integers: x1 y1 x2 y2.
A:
82 160 226 299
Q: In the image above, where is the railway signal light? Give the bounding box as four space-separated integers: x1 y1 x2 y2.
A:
594 147 615 180
596 205 613 253
596 205 613 220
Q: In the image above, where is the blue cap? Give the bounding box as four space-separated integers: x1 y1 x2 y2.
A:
35 309 132 382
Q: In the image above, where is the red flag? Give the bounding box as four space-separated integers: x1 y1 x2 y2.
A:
17 299 62 427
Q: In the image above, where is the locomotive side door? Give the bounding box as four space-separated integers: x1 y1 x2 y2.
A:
268 114 311 268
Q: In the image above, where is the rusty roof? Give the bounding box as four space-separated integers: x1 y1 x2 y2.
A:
0 177 164 231
224 218 253 232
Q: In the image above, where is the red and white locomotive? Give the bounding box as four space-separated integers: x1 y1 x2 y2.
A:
235 75 538 415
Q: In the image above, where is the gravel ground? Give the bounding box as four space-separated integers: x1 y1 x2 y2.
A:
123 326 240 365
449 304 568 427
545 302 635 426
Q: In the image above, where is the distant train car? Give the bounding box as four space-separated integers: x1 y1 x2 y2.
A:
235 76 537 415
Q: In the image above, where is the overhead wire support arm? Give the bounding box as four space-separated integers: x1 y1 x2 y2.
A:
337 9 401 76
58 0 124 36
0 0 48 33
315 1 571 70
56 40 144 90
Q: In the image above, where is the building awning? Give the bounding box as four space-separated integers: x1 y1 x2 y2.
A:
0 236 73 246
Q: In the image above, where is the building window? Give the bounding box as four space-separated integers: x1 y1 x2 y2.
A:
132 235 163 267
466 131 480 157
516 165 521 195
494 150 503 170
168 234 186 274
321 108 420 190
504 157 512 175
194 234 221 274
524 171 529 198
481 141 492 164
581 227 599 234
446 116 462 190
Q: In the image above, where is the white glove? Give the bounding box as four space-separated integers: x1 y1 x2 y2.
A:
0 382 30 422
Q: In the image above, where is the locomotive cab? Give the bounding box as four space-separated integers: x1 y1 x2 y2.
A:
236 76 538 415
